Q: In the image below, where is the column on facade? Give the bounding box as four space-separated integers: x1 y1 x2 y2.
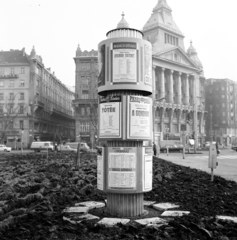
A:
160 68 165 99
177 72 182 104
169 108 174 133
185 74 190 105
152 65 156 99
177 110 182 133
169 70 174 103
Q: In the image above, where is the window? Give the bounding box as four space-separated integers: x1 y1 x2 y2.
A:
0 93 3 100
81 107 85 115
222 103 225 107
9 121 13 129
164 33 178 46
87 107 90 115
19 120 24 130
9 80 14 87
82 90 89 99
0 69 4 75
19 106 24 114
0 107 3 114
223 112 226 116
80 122 90 132
19 93 24 100
20 80 25 87
9 93 14 100
21 68 25 74
36 80 39 89
10 68 14 74
0 80 4 87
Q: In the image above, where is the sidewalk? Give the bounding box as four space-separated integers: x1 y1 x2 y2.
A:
157 152 237 183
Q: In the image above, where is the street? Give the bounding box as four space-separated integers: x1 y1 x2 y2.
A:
158 149 237 182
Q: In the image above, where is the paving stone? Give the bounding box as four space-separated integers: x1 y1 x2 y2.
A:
135 217 167 226
161 211 190 217
63 214 99 224
153 203 180 211
143 200 156 206
97 218 130 227
63 206 89 214
75 201 105 209
216 216 237 223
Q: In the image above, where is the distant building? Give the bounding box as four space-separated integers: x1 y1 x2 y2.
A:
142 0 206 146
205 78 237 146
0 47 75 148
73 45 98 147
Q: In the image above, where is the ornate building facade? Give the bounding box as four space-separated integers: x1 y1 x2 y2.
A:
143 0 206 146
73 46 98 147
0 48 75 148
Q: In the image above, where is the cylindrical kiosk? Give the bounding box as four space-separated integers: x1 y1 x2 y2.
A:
97 14 153 217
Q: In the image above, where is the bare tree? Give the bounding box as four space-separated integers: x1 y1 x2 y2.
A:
0 94 26 144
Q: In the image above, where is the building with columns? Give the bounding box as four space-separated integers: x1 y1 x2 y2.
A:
142 0 206 146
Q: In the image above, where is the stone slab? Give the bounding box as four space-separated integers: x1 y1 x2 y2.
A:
153 203 180 211
98 218 130 227
161 211 190 217
75 201 105 209
63 214 99 224
135 217 167 226
143 201 156 206
63 206 89 214
216 216 237 223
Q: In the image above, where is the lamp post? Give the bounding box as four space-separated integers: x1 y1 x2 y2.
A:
21 129 24 154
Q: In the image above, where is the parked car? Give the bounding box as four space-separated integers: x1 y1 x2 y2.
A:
0 144 11 152
160 144 184 153
30 141 54 152
64 142 90 152
57 144 77 152
231 145 237 152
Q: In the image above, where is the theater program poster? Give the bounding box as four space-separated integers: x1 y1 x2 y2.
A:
127 96 152 139
142 147 153 191
112 42 137 83
99 96 121 138
108 147 137 190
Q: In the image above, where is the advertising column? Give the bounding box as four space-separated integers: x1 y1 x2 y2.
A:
97 19 152 217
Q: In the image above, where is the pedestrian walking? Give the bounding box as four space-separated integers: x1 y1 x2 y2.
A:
216 142 220 156
55 143 58 152
153 142 157 156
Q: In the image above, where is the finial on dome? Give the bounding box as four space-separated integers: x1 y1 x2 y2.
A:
116 12 130 29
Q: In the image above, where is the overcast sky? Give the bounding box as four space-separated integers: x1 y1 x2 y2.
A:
1 0 237 88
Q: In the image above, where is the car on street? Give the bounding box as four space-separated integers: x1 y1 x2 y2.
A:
0 144 12 152
160 144 184 153
62 142 90 152
57 145 77 152
231 145 237 152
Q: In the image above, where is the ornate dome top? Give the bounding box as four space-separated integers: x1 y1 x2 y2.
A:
116 12 129 29
187 41 203 68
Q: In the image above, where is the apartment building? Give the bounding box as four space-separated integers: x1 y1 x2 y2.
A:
0 47 75 148
205 78 237 146
73 46 98 147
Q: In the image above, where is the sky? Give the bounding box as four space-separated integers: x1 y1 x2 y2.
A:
1 0 237 89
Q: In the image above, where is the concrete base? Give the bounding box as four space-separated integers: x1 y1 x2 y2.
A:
107 192 144 217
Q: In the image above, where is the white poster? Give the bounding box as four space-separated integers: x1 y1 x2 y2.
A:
143 155 152 191
108 151 136 189
99 102 121 138
97 154 104 190
128 96 151 139
112 42 137 83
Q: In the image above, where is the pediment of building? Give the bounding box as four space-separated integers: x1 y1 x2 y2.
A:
153 47 198 68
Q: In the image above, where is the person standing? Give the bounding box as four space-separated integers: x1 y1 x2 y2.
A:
153 142 157 156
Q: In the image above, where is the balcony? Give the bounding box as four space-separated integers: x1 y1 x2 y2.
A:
0 74 18 79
